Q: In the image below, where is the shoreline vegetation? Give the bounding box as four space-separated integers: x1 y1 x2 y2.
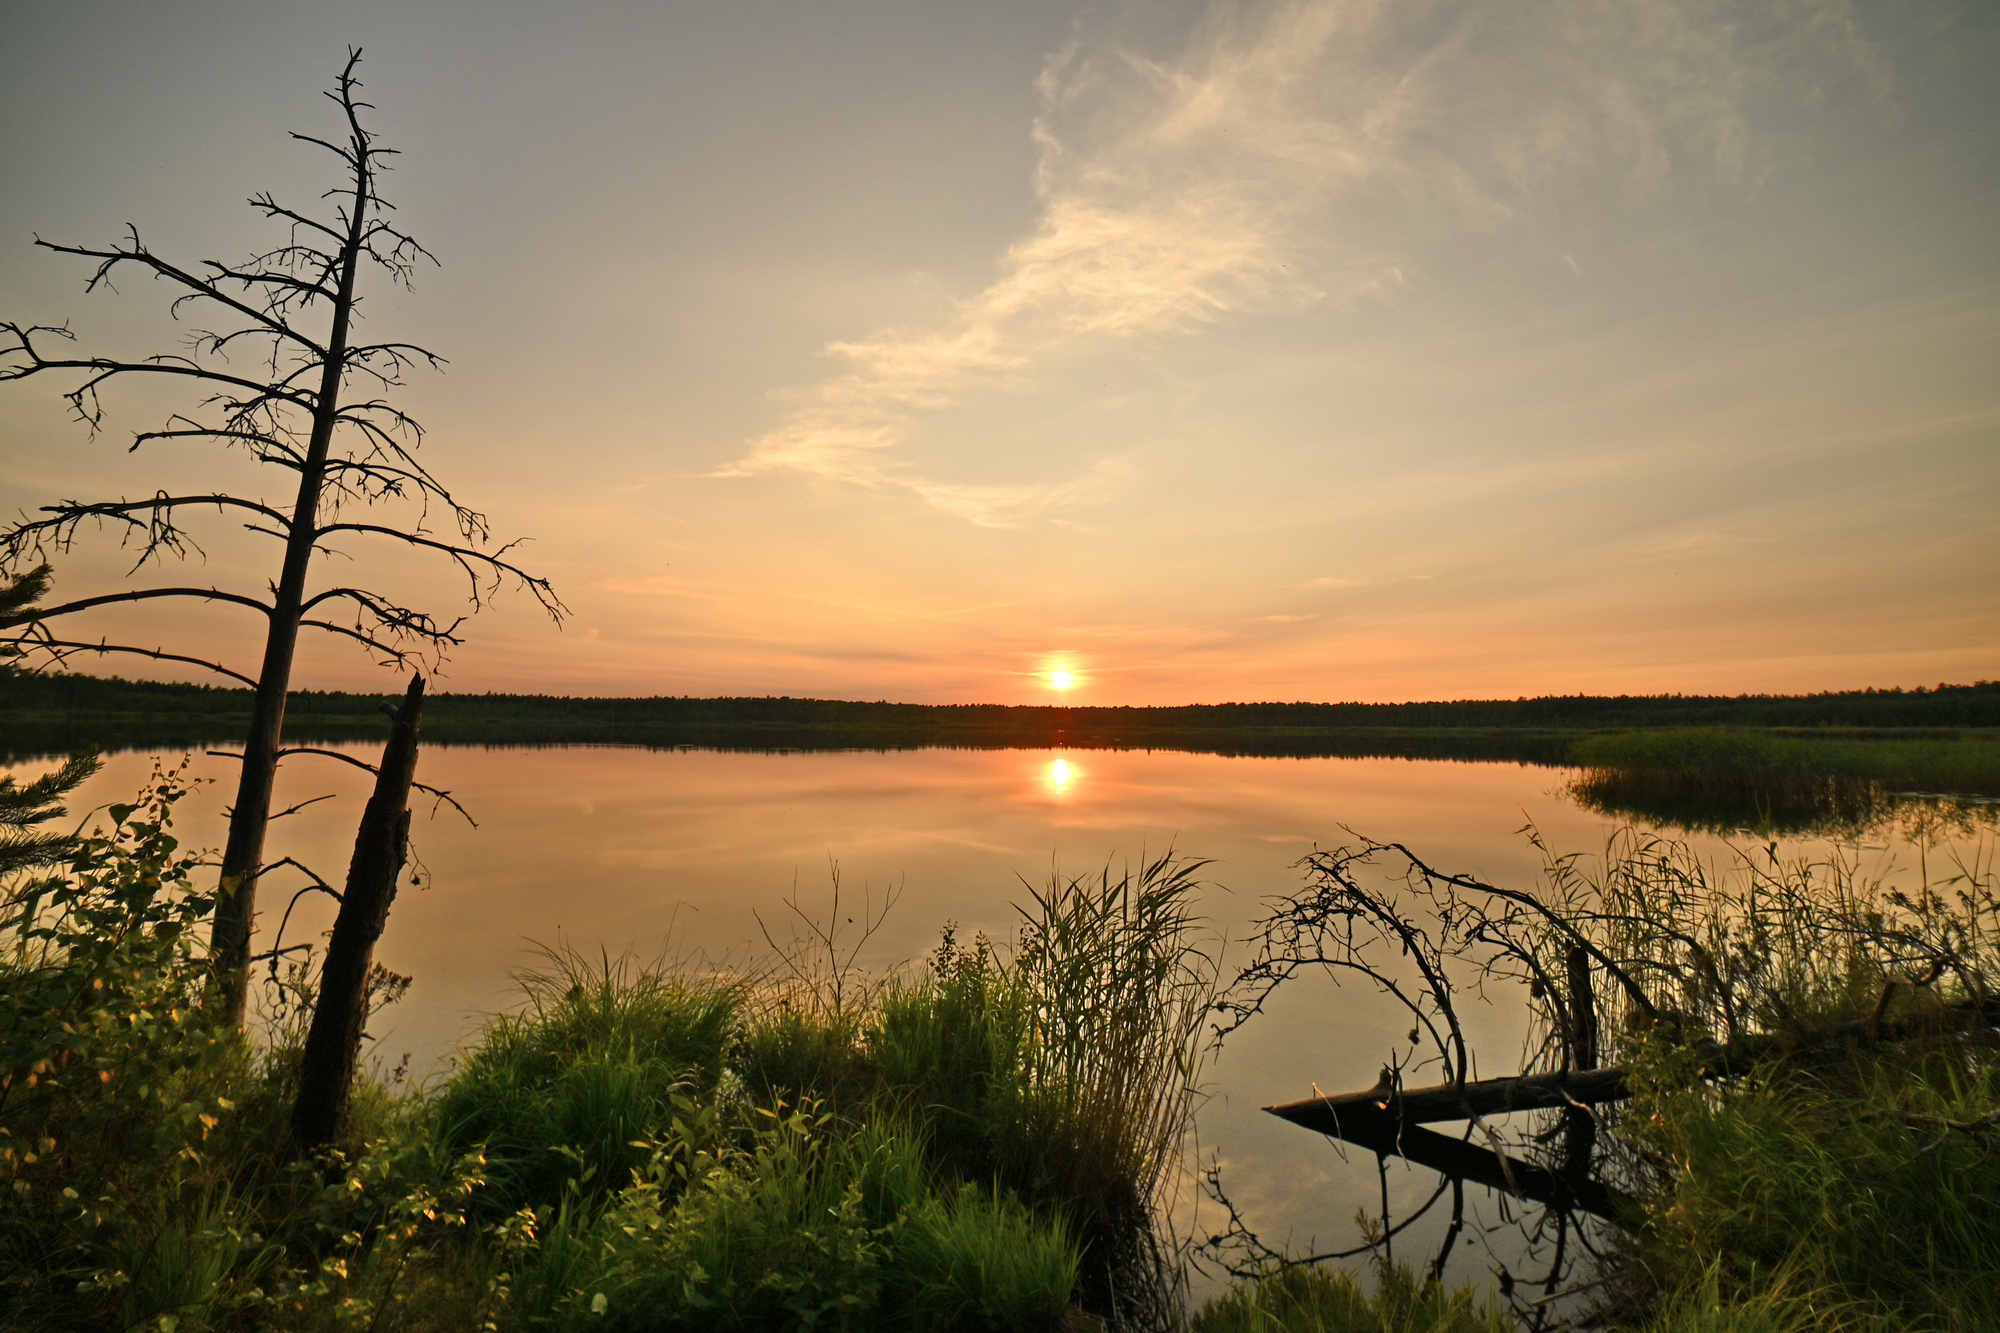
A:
5 757 1996 1330
8 674 1997 836
4 673 1997 758
1568 728 2000 835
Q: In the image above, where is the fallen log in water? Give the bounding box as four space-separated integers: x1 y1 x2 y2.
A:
1266 1067 1633 1221
1272 993 2000 1137
1266 994 2000 1223
1267 1065 1630 1139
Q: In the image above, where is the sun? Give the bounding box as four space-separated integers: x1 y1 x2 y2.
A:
1048 670 1076 692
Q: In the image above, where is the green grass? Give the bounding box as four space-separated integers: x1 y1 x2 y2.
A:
1613 1044 2000 1331
1515 825 2000 1331
1189 1263 1510 1333
10 754 2000 1330
1571 728 2000 793
514 1109 1081 1332
1567 729 2000 833
431 948 740 1217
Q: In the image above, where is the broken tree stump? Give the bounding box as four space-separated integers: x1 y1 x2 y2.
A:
291 674 425 1152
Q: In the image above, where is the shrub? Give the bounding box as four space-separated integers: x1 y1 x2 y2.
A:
0 760 245 1327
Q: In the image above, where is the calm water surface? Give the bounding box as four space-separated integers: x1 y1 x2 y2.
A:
17 742 1944 1279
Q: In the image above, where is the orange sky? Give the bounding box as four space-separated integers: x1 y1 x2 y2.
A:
3 1 1995 705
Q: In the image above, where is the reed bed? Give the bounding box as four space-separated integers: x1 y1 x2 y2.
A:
1568 729 2000 835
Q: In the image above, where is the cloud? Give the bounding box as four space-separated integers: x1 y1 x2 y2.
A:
721 3 1370 524
722 0 1878 525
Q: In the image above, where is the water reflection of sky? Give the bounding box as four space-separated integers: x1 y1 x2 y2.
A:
16 743 1978 1296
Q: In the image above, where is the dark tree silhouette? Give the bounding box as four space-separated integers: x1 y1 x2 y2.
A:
0 51 564 1023
292 673 424 1151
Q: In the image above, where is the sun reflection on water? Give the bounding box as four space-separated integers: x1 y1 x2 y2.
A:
1046 756 1074 798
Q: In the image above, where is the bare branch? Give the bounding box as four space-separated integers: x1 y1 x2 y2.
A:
1 585 274 626
317 522 567 619
1380 840 1660 1023
297 617 426 667
246 194 347 247
0 328 316 432
269 794 337 821
131 423 307 467
1 626 257 687
29 232 327 355
223 745 474 826
3 493 295 571
300 586 466 643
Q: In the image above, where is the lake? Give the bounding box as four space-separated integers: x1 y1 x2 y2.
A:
9 738 1964 1291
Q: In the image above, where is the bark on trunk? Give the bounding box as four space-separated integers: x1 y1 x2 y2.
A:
211 145 374 1027
290 674 423 1153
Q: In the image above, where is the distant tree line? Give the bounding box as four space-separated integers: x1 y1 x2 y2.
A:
6 672 1997 742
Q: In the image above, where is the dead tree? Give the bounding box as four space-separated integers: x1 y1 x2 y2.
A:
292 674 423 1152
0 51 564 1023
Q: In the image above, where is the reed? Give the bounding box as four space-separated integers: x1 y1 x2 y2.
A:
1524 829 2000 1330
1568 729 2000 834
1189 1262 1510 1333
418 855 1218 1327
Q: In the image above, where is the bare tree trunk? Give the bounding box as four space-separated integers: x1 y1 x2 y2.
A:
212 129 374 1027
290 674 423 1153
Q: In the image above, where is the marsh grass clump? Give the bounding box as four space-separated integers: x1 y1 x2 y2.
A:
1568 729 2000 835
1189 1262 1510 1333
1614 1049 2000 1332
432 947 740 1217
410 852 1218 1328
513 1104 1082 1332
997 855 1218 1301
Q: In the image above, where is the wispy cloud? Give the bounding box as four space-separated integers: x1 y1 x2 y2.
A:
722 3 1372 523
722 0 1876 525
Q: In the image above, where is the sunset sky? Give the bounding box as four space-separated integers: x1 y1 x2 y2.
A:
3 0 1995 705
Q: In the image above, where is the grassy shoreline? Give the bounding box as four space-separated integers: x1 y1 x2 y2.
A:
1568 727 2000 834
6 757 1998 1329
